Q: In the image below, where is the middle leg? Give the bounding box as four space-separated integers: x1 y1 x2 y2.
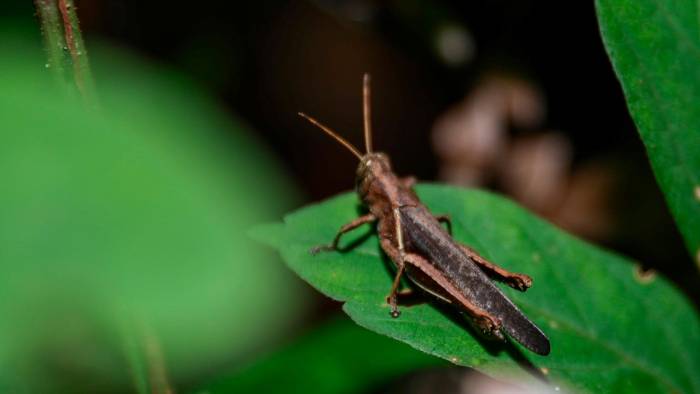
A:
434 214 452 234
380 238 407 318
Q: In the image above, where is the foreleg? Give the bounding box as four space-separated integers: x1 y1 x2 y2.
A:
310 213 377 254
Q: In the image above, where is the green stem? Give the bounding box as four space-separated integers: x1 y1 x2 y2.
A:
34 0 97 105
122 318 174 394
34 0 69 88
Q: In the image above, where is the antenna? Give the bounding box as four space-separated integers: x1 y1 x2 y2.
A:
298 112 363 160
363 73 373 153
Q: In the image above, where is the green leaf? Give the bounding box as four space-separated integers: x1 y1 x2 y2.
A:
595 0 700 265
198 317 445 394
0 35 305 391
252 185 700 393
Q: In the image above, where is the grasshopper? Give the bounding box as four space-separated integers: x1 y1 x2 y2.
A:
299 74 550 355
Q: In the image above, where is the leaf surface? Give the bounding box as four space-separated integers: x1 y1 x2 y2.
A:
596 0 700 263
252 185 700 393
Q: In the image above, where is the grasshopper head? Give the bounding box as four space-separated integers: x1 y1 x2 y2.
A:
356 152 393 202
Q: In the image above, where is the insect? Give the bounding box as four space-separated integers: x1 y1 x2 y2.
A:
299 74 550 356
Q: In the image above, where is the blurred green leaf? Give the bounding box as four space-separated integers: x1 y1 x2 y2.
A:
0 37 305 392
252 185 700 393
198 317 445 394
595 0 700 264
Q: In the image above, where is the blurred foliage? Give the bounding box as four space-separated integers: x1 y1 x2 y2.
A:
252 185 700 393
0 31 305 392
198 317 445 394
596 0 700 264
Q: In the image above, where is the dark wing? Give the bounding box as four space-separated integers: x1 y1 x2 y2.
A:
400 206 550 355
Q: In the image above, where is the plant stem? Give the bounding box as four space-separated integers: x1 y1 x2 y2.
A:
122 319 174 394
34 0 69 88
34 0 97 105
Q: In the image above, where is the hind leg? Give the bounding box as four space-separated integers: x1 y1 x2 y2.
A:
458 244 532 291
379 239 502 338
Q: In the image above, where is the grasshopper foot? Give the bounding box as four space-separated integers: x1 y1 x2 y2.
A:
386 295 401 318
506 273 533 291
310 244 335 255
474 314 503 340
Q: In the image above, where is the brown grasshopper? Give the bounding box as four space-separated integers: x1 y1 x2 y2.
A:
299 74 550 355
